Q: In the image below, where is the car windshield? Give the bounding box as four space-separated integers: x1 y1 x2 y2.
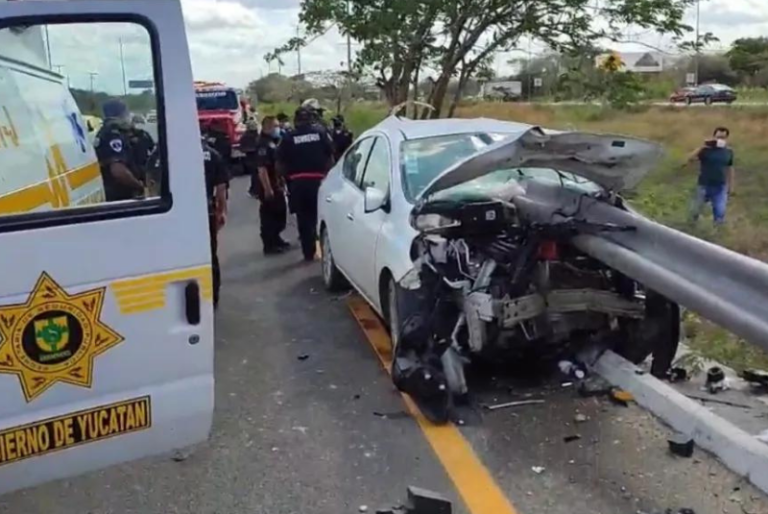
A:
401 133 509 198
433 167 601 201
196 90 239 111
710 84 733 91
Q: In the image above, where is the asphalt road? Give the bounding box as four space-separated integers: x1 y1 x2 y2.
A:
2 177 767 514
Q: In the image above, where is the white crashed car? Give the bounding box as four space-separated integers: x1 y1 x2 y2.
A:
318 115 680 422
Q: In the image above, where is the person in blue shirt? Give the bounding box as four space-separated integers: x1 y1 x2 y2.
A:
687 127 735 225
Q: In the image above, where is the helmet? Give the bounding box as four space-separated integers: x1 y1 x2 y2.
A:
301 98 321 110
103 99 129 120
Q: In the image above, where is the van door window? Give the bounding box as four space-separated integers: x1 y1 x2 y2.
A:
0 21 165 221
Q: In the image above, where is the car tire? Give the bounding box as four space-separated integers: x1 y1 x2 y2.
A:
320 227 347 292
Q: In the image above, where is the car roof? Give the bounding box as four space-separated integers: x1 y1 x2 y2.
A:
364 115 533 141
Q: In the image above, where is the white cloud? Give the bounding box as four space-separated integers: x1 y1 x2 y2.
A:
32 0 768 95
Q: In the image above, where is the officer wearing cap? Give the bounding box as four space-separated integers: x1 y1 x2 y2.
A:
255 116 289 254
200 123 229 309
331 114 353 161
277 107 335 261
94 99 145 202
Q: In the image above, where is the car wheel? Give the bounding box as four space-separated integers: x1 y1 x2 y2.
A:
321 228 347 291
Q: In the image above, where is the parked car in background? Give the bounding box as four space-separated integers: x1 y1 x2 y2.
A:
668 87 695 103
673 84 737 105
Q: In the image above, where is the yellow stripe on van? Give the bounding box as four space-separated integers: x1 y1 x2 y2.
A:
111 266 213 315
0 161 102 214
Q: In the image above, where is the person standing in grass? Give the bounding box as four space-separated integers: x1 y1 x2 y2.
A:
687 126 735 225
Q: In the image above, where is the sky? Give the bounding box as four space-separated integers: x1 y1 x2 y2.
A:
36 0 768 95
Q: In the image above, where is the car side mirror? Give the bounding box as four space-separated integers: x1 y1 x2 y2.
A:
364 187 387 213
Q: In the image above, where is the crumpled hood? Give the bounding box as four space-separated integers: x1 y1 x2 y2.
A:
418 127 664 198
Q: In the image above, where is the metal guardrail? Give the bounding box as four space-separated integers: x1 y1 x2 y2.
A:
512 181 768 352
574 200 768 351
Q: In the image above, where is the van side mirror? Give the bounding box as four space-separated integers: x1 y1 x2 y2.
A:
364 187 387 213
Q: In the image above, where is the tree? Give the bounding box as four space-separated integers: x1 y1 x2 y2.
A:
279 0 695 117
727 37 768 80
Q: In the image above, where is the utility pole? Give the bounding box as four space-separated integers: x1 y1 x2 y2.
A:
119 38 128 95
346 0 352 75
88 72 98 93
296 25 303 76
694 0 700 86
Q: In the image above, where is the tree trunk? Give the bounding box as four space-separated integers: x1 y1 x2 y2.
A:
429 69 454 118
448 68 470 117
411 67 420 118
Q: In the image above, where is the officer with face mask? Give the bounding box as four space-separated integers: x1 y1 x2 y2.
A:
94 99 145 202
254 116 289 254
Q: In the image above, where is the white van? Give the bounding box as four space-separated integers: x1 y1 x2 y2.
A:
0 0 214 495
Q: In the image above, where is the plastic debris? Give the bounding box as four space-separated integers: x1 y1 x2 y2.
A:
668 367 689 383
574 413 589 423
406 486 453 514
668 432 695 458
531 466 545 474
359 506 369 513
742 369 768 388
483 399 545 411
706 366 727 394
610 389 634 406
579 376 612 397
558 360 587 380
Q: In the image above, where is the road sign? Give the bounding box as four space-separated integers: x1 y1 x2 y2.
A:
128 80 154 89
533 77 543 88
686 73 696 85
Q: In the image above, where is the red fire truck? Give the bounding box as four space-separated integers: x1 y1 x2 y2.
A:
194 81 256 173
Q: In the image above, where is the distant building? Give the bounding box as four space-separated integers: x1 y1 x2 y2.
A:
480 81 523 100
595 51 665 73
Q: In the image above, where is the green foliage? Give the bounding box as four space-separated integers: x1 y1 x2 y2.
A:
727 37 768 79
604 70 644 109
281 0 695 114
69 88 155 117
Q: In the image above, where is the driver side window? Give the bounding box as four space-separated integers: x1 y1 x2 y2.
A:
342 138 374 187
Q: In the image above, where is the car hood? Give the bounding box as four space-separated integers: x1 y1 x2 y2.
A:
418 127 664 198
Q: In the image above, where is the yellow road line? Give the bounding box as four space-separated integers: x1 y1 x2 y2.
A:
347 295 519 514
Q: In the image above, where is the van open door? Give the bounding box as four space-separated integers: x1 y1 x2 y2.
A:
0 0 214 494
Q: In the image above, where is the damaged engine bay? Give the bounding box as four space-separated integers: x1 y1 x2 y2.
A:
392 176 681 424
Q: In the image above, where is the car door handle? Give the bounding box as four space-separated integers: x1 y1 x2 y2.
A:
346 213 355 221
184 281 201 326
325 196 332 203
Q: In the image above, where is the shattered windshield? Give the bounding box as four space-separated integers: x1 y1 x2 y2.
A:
432 167 602 201
401 133 504 199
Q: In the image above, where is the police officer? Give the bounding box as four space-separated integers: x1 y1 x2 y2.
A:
240 119 261 197
277 107 335 261
95 100 145 202
255 116 289 254
201 123 229 309
129 114 157 185
331 115 353 160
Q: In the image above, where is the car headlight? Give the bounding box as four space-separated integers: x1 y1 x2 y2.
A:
412 213 460 232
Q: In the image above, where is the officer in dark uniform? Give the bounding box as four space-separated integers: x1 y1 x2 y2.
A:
201 123 229 309
240 119 261 197
255 116 289 254
277 107 335 261
331 115 354 160
129 115 157 186
94 100 145 202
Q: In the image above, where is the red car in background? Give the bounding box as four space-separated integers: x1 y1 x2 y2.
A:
669 87 695 103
